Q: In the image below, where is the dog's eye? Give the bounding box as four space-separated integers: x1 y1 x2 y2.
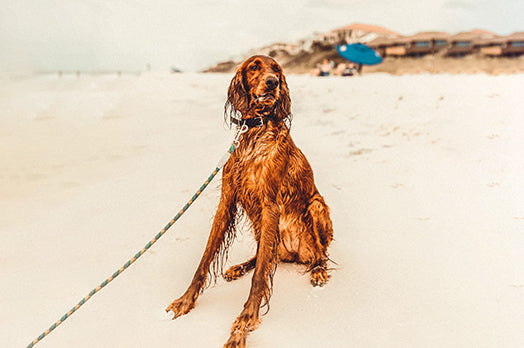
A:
273 65 281 73
250 64 259 71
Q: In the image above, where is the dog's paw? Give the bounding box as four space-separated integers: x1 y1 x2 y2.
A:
223 309 259 347
165 294 195 319
223 332 247 348
231 308 260 334
223 265 246 282
310 266 330 287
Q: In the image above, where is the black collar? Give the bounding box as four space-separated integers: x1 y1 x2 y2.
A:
231 116 265 128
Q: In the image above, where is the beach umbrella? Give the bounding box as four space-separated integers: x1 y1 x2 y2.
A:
337 43 383 65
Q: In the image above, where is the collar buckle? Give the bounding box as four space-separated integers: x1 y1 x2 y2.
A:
231 116 265 128
249 117 264 128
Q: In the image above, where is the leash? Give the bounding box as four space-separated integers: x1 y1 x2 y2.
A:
26 126 249 348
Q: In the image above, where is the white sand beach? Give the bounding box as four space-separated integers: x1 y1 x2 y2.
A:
1 72 523 347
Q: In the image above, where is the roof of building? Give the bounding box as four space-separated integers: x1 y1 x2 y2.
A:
367 36 405 47
397 31 450 43
449 29 499 42
483 31 524 44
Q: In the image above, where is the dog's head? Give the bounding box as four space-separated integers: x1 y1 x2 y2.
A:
225 55 291 126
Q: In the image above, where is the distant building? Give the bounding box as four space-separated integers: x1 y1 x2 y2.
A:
446 30 498 57
397 32 450 56
479 32 524 57
368 32 450 57
368 30 515 58
366 36 405 57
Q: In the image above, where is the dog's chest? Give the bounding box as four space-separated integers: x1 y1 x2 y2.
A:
235 139 274 184
227 128 288 193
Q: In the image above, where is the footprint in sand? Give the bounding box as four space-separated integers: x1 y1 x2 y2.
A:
394 96 403 109
487 182 500 188
331 184 342 191
349 148 373 156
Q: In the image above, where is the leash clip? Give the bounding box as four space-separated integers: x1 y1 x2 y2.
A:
217 124 248 169
233 124 249 147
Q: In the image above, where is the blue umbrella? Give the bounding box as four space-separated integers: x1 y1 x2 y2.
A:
337 43 383 65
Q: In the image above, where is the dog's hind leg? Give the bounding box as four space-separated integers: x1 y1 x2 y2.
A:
305 193 333 287
223 256 257 281
309 258 330 287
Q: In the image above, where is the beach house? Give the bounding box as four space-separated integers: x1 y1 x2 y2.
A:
370 32 449 57
446 30 498 57
479 32 524 57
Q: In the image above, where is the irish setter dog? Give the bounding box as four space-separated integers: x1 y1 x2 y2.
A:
166 55 333 347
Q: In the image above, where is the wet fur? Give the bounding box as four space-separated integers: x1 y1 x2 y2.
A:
166 55 334 347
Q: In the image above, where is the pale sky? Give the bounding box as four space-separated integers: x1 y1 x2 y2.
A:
1 0 522 72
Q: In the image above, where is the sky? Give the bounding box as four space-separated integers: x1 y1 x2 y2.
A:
1 0 523 72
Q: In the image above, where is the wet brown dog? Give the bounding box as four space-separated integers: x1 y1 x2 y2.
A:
166 55 333 347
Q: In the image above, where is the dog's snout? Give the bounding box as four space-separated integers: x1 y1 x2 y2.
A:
265 76 279 90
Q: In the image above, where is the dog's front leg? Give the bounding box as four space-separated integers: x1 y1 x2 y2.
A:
224 202 279 347
166 183 237 319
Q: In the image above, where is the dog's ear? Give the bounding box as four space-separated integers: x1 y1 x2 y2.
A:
225 66 250 124
275 73 291 121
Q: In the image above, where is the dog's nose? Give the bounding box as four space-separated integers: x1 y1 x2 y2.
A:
265 76 279 90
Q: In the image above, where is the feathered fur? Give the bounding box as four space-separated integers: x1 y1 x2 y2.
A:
166 55 334 348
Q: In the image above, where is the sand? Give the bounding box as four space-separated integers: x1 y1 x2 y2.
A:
1 72 523 347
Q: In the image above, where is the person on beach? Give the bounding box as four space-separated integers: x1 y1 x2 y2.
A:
319 59 332 76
